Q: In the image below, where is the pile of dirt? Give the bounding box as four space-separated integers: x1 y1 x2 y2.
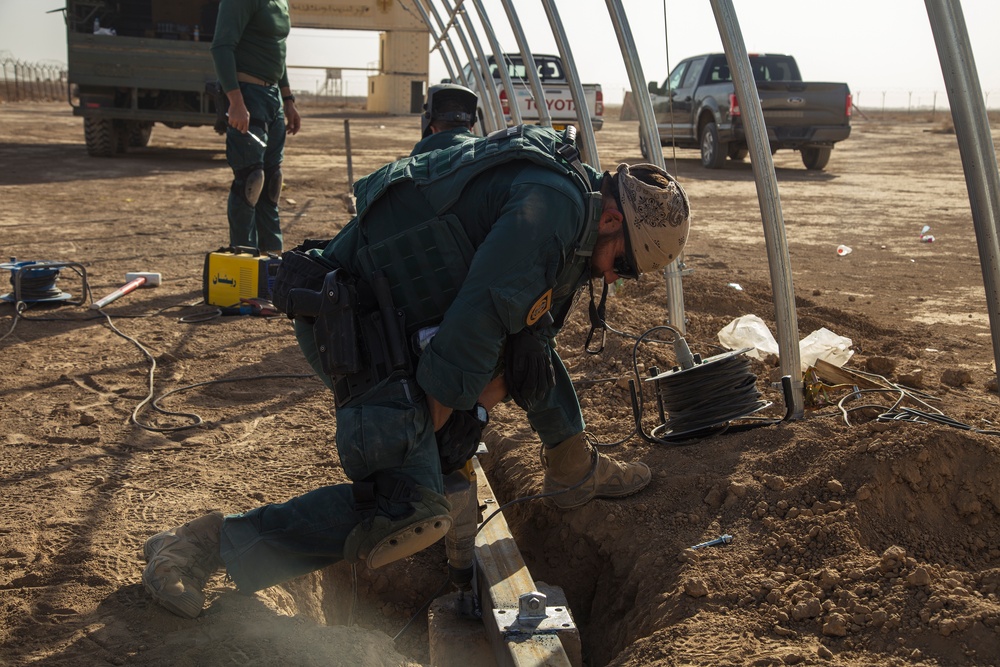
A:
485 267 1000 666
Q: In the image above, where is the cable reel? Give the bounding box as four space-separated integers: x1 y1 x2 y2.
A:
0 259 89 306
626 326 794 444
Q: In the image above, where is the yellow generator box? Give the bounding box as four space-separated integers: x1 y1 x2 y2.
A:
202 247 281 308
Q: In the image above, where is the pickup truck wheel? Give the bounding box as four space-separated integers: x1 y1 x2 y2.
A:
700 122 727 169
83 118 116 158
801 147 832 170
728 145 748 161
128 122 154 148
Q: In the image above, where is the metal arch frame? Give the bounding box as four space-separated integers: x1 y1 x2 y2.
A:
497 0 551 127
423 0 501 133
924 0 1000 391
439 0 508 132
538 0 600 169
604 0 687 341
411 0 1000 409
404 0 1000 420
412 0 459 85
470 0 523 126
709 0 804 417
424 0 472 89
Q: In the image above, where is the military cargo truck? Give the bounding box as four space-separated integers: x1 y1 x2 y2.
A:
65 0 224 157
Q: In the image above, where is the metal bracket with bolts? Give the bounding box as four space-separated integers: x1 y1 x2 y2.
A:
492 591 576 637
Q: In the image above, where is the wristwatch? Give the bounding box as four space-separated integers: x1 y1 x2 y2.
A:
282 94 296 103
473 402 489 426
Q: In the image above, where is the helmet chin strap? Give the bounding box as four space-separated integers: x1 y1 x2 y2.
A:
584 278 609 354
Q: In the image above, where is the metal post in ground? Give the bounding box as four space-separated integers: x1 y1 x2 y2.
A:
439 0 506 132
412 0 458 86
924 0 1000 392
604 0 686 334
471 0 522 126
710 0 804 418
497 0 551 127
538 0 600 169
344 119 356 215
425 0 501 132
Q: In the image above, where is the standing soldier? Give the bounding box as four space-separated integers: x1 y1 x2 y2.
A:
211 0 301 254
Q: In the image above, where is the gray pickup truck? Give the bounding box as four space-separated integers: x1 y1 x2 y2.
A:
65 0 224 157
643 53 852 170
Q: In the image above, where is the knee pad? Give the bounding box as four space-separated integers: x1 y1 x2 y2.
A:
264 165 283 207
232 164 265 206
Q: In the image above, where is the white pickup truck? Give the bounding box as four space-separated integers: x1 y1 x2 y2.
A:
457 53 604 131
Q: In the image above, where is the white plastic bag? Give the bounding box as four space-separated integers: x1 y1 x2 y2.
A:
799 327 853 372
718 314 779 360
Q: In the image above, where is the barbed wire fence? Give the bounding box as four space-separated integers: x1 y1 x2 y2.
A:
0 58 68 103
852 88 997 119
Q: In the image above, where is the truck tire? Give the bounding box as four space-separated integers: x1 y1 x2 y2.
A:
129 122 154 148
700 122 727 169
728 145 748 161
83 118 116 158
801 147 832 170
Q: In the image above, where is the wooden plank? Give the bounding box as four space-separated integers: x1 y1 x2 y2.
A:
68 33 217 91
812 358 886 390
472 456 581 667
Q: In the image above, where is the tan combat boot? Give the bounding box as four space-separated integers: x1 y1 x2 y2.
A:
541 433 651 509
142 511 224 619
343 486 453 569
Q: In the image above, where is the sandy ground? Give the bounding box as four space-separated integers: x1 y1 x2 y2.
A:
2 100 1000 666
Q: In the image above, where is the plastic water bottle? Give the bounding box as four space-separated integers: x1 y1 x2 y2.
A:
93 17 100 33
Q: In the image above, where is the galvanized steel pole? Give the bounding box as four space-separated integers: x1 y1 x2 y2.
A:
439 0 507 132
471 0 522 125
497 0 551 127
421 0 472 89
538 0 600 169
924 0 1000 391
427 0 501 132
604 0 686 335
710 0 803 418
412 0 458 84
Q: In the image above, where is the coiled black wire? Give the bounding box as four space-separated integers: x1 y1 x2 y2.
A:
654 351 766 437
7 265 67 301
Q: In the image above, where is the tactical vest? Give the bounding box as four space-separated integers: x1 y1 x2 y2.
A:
349 124 602 335
354 124 594 220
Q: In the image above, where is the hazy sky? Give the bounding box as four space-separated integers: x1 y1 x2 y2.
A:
3 0 998 109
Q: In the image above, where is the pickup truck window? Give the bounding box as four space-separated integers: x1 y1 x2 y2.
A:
681 58 706 89
708 61 732 83
664 62 686 93
703 55 802 85
488 55 565 82
747 55 801 82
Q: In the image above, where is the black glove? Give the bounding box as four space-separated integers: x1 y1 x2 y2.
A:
504 329 555 409
271 242 332 317
435 404 488 474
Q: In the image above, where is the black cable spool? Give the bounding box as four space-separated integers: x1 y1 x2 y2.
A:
0 260 80 304
648 347 770 440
